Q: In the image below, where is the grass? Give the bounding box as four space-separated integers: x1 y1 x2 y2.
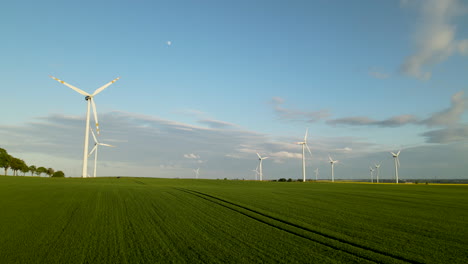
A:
0 176 466 263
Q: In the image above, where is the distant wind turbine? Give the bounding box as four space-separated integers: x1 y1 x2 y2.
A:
375 163 381 183
391 151 401 183
50 76 120 178
328 155 339 182
252 166 259 181
295 128 313 182
314 168 319 181
89 128 115 178
369 166 374 183
193 168 200 179
256 153 268 181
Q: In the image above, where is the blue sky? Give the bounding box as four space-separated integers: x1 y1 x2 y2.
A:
0 0 467 180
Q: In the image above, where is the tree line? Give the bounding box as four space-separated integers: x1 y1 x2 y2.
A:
0 148 65 177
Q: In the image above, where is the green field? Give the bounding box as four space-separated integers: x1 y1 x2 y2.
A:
0 176 466 263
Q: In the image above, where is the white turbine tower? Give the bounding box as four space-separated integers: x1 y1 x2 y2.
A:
391 150 401 183
193 168 200 179
256 153 268 181
89 128 115 178
295 128 313 182
375 163 381 183
50 76 120 178
328 155 338 182
314 168 319 181
369 166 374 183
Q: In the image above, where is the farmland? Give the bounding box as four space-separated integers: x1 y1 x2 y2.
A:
0 176 466 263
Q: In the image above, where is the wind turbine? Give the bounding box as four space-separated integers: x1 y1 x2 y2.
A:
328 155 338 182
89 128 115 178
374 163 381 183
369 166 374 183
193 168 200 179
314 168 319 181
256 153 268 181
391 150 401 183
50 76 120 178
252 166 259 181
296 128 313 182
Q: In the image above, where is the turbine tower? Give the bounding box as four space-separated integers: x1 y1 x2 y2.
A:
391 150 401 183
329 155 338 182
256 153 268 181
193 168 200 179
369 166 374 183
295 128 313 182
89 128 115 178
50 76 120 178
375 163 381 183
314 168 319 181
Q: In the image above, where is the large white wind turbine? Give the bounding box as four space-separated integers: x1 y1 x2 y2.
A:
391 150 401 183
328 155 338 182
193 168 200 179
375 163 381 183
296 128 313 182
50 76 120 178
256 153 268 181
89 128 115 178
314 168 319 181
369 166 374 183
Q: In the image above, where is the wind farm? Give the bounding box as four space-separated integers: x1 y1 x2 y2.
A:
1 0 468 263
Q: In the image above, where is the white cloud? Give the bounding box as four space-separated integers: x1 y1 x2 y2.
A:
271 97 330 123
401 0 468 80
184 153 200 159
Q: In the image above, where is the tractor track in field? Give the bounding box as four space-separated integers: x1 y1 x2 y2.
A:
177 188 422 264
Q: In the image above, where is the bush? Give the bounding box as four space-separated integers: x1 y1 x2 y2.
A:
52 171 65 177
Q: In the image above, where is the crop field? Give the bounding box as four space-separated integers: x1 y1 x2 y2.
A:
0 176 466 263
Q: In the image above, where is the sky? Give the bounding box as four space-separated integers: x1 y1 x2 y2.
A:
0 0 467 180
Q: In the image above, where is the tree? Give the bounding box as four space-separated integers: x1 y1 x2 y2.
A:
46 168 55 177
52 171 65 177
21 163 29 176
10 157 26 176
36 167 47 177
29 165 36 176
0 148 12 175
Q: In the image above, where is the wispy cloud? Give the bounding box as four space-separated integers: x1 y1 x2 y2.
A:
327 115 419 127
326 91 468 143
400 0 468 80
420 91 467 127
198 119 237 129
183 153 200 159
369 68 390 79
271 97 330 123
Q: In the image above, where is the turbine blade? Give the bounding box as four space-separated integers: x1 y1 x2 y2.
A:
328 155 333 162
91 98 100 135
397 157 400 167
256 153 261 159
306 144 312 157
263 157 269 159
391 152 396 156
90 128 98 144
88 145 98 156
99 143 115 147
50 76 90 96
304 128 308 141
397 150 401 156
92 77 120 96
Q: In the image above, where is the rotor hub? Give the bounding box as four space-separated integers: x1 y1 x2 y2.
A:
85 96 91 100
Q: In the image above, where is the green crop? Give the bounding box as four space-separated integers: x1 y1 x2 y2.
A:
0 176 466 263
